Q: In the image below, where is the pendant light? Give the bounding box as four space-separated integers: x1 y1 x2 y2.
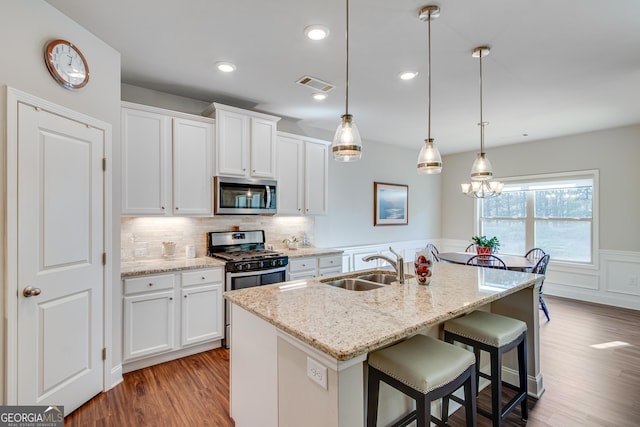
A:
332 0 362 162
461 46 503 198
417 5 443 174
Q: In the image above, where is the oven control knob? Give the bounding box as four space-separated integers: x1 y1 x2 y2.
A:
236 264 244 271
270 259 277 267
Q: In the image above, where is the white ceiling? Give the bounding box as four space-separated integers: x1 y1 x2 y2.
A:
46 0 640 154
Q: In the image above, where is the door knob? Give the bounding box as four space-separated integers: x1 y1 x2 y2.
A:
23 286 42 297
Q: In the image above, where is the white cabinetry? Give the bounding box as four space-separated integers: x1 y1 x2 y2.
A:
123 274 177 360
277 132 329 215
181 269 224 346
123 267 224 370
121 102 213 216
206 103 280 179
288 254 342 280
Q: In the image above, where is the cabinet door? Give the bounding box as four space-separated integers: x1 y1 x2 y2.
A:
250 117 277 178
181 283 223 346
173 118 214 215
123 290 176 360
277 135 304 214
121 108 171 215
216 108 248 176
304 141 329 215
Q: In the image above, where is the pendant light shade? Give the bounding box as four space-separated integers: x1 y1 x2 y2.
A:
333 114 362 161
332 0 362 161
417 138 442 174
416 5 443 175
461 46 503 199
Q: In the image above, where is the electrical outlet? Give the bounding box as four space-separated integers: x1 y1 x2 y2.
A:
307 357 327 389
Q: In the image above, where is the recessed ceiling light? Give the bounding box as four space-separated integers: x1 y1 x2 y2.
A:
312 93 327 101
216 62 236 73
399 71 418 80
304 25 330 41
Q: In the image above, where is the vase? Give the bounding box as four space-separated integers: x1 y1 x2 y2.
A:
414 250 434 285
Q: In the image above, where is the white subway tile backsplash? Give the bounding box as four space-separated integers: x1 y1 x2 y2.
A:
121 216 315 261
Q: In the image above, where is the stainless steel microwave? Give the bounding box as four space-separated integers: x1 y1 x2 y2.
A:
214 176 277 215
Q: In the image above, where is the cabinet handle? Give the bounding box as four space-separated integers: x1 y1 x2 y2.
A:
169 297 173 301
161 206 166 210
184 295 188 298
202 276 206 280
148 283 153 287
175 206 179 211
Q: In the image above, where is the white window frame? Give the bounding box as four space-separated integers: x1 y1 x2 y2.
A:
475 170 599 270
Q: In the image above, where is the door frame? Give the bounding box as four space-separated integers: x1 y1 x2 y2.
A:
4 86 114 403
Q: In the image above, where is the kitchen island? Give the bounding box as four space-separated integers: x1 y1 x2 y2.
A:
224 262 544 427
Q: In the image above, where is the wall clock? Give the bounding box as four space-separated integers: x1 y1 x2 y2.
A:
44 39 90 90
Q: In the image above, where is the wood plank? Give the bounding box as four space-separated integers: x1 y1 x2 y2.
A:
65 296 640 426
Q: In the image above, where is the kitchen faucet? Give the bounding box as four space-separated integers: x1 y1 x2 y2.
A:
362 247 405 284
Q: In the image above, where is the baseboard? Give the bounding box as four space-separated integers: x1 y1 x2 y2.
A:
502 366 545 398
108 364 123 390
122 340 221 373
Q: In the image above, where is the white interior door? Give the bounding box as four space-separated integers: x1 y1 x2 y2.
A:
17 103 104 413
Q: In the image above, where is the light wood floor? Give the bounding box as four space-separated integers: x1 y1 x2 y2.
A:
65 296 640 426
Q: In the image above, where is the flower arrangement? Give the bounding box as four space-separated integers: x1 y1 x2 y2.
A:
471 235 500 254
283 236 300 250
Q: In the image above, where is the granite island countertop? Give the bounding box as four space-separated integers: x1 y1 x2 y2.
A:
224 262 542 361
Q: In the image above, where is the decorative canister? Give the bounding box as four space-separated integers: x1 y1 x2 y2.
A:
414 250 434 285
162 241 176 258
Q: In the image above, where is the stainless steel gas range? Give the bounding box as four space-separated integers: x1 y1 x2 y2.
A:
207 230 288 348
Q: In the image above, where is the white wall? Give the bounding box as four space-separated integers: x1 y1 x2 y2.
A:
315 140 441 248
441 124 640 309
1 0 122 397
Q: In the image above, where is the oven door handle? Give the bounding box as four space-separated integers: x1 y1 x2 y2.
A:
226 266 287 279
265 185 272 209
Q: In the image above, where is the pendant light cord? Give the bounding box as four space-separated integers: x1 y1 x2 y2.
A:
479 49 485 155
345 0 350 116
427 9 432 140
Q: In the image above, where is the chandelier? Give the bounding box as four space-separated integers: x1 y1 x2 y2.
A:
461 46 503 198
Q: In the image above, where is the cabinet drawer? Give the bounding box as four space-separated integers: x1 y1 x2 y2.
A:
318 254 342 269
124 274 175 295
182 268 223 287
288 257 316 273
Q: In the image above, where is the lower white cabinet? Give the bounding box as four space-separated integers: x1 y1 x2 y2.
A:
123 274 177 361
288 254 342 280
181 270 224 347
123 267 223 367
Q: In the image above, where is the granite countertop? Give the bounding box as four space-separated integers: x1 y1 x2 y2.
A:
280 247 343 258
224 262 542 361
121 257 226 278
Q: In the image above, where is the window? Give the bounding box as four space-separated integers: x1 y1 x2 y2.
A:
478 172 597 263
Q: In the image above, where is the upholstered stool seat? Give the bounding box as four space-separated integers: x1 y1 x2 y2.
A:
444 311 528 427
367 334 477 427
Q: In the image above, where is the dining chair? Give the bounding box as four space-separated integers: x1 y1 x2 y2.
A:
465 244 476 253
466 254 507 270
525 247 546 262
532 254 551 321
425 243 440 262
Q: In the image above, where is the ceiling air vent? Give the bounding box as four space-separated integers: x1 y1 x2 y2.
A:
295 75 334 93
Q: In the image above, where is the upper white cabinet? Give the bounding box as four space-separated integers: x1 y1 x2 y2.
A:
277 132 329 215
205 103 280 179
121 102 214 216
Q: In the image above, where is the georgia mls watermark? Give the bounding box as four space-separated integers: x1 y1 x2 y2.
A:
0 406 64 427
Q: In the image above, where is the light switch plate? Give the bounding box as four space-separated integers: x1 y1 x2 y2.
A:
306 357 327 389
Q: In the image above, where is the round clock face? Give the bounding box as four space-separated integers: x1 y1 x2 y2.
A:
44 39 90 90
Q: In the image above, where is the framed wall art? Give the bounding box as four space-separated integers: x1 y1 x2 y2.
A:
374 182 408 226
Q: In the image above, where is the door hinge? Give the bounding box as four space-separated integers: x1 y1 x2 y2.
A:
102 253 107 266
102 158 106 171
102 348 107 361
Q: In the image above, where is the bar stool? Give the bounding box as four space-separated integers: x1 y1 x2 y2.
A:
367 334 477 427
443 311 528 427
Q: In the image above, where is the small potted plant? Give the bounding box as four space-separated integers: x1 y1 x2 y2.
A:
471 235 500 256
283 236 300 250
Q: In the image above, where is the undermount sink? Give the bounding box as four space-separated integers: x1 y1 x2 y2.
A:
322 278 385 291
321 272 398 291
355 273 397 285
